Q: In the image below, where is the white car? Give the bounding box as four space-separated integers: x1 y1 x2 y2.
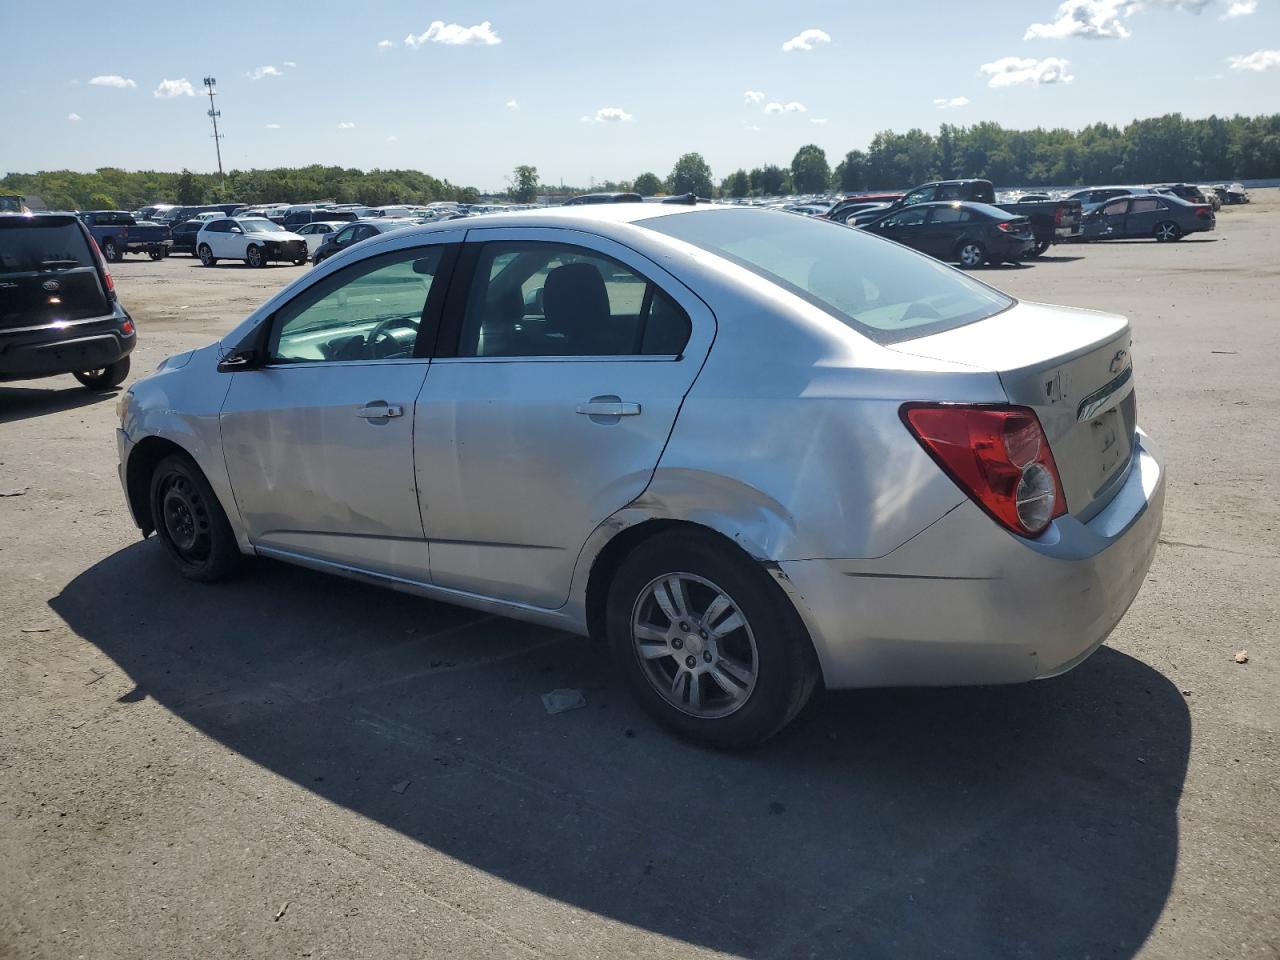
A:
191 211 225 223
196 217 309 268
294 221 347 259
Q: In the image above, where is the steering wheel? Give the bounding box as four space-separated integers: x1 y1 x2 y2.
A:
366 316 420 359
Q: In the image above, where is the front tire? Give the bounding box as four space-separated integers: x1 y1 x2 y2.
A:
956 240 986 269
606 530 819 748
149 454 243 582
198 244 217 266
73 357 130 390
245 245 264 268
1154 221 1182 242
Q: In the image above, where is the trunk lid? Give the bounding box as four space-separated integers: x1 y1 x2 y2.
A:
0 216 111 330
888 300 1137 521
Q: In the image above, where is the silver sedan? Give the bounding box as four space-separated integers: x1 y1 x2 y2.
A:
116 205 1164 747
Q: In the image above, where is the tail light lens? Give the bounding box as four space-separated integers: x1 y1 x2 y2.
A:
1054 205 1065 225
1195 205 1212 219
90 238 116 300
901 404 1067 537
996 221 1016 233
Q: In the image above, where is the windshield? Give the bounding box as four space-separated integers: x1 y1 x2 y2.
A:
242 219 285 234
641 208 1012 344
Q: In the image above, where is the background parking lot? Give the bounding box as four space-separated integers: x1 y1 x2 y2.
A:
2 199 1277 959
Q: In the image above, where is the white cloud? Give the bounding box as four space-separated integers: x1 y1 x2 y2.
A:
283 60 297 68
934 96 971 109
781 28 831 52
1227 48 1280 70
246 65 283 80
89 75 136 88
763 100 807 114
743 89 765 104
67 113 81 122
1026 1 1131 39
387 135 398 142
69 79 80 86
980 56 1074 87
810 117 829 125
582 106 632 123
744 122 762 132
405 20 501 46
337 121 356 129
505 98 520 110
264 122 281 129
153 78 195 98
1221 0 1257 16
377 39 393 49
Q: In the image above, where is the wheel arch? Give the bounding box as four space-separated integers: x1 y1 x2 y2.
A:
124 435 192 536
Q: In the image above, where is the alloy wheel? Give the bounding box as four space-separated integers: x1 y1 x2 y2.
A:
631 572 759 719
959 243 984 268
1156 222 1180 242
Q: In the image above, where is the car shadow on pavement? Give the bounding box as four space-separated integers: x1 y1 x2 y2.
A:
52 541 1190 959
0 383 120 424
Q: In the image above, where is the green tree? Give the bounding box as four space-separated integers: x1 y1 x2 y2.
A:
633 172 664 195
832 151 868 192
509 165 539 202
790 144 830 193
175 169 203 205
668 153 713 196
87 192 117 210
722 169 750 198
750 164 790 196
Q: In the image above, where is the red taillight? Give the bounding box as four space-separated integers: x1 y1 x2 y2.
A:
1054 205 1065 225
901 404 1067 537
1195 205 1212 219
90 238 116 300
997 221 1015 232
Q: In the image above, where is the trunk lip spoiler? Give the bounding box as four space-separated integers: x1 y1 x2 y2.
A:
1076 365 1133 423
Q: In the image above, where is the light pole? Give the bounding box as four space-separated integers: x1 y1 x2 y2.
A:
203 77 225 180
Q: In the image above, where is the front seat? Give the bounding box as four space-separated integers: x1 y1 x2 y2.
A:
542 262 619 355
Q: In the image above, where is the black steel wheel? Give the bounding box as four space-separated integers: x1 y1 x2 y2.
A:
149 454 243 582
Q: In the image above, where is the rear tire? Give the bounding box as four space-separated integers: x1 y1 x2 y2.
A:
102 238 122 263
956 240 986 269
1030 240 1051 257
606 529 819 748
198 244 217 267
149 454 243 582
1154 221 1182 242
73 357 130 390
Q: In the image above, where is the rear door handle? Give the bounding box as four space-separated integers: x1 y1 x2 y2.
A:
576 400 641 417
356 401 404 419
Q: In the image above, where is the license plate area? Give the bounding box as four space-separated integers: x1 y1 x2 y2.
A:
1091 407 1130 486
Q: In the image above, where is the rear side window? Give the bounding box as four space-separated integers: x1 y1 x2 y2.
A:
0 219 94 274
928 206 970 224
1129 198 1161 214
457 241 691 358
642 208 1012 345
901 187 935 206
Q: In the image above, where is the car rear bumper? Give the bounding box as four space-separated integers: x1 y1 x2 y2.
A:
777 432 1164 689
0 308 135 380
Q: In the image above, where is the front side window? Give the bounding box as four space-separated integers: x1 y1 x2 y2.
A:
268 247 445 363
879 208 928 229
333 227 358 247
457 241 691 358
1101 200 1128 216
902 187 935 206
642 208 1011 345
928 206 970 224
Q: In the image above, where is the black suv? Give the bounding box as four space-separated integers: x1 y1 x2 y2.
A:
0 213 135 389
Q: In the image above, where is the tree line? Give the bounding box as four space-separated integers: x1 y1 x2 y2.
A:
3 113 1277 210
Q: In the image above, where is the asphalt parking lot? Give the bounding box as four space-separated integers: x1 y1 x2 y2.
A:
2 198 1277 960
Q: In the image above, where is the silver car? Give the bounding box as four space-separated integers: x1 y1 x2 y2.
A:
116 206 1164 747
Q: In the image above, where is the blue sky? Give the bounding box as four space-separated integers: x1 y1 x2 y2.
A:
1 0 1277 190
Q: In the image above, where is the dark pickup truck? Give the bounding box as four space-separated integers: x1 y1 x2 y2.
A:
78 211 172 262
850 180 1082 255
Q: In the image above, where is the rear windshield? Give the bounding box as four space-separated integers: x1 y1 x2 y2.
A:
0 218 95 274
641 208 1012 344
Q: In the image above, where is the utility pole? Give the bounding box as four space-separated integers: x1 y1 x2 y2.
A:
203 76 225 180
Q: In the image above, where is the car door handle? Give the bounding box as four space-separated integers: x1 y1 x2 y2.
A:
576 400 641 417
356 402 404 419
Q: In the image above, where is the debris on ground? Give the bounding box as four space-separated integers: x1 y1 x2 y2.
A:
0 487 28 497
273 901 289 922
85 670 105 686
1234 650 1249 664
541 689 586 715
19 626 50 633
391 780 412 794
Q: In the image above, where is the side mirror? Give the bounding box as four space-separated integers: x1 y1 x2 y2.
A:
230 226 243 234
217 348 261 373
